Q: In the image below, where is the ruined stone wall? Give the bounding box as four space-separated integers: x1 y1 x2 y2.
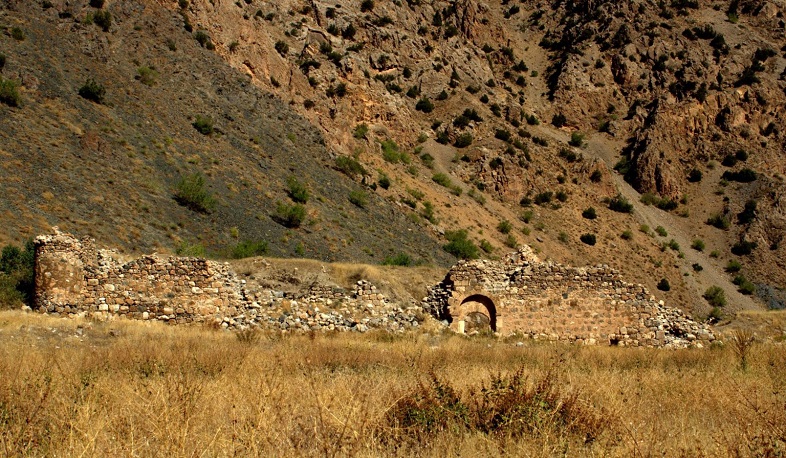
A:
34 229 248 324
33 230 422 333
424 247 715 348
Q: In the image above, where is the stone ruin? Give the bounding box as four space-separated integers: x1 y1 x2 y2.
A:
33 229 423 333
33 229 715 347
423 246 715 347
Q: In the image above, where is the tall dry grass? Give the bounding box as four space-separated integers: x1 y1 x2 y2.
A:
0 311 783 457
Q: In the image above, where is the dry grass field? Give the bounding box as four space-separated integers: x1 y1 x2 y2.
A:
0 311 783 457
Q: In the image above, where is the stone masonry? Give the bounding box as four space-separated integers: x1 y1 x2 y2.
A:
33 229 422 333
34 230 714 346
423 246 715 348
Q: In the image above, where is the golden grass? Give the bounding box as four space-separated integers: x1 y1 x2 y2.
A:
0 310 783 457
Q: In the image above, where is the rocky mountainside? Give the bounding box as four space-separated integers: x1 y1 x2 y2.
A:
2 0 785 319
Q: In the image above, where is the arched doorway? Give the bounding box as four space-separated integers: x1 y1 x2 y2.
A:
459 294 497 332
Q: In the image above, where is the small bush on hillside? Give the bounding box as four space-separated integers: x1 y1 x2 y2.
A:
443 230 479 259
274 40 289 56
378 173 391 190
335 155 366 178
78 79 105 104
706 213 730 230
353 123 369 139
0 77 21 107
0 54 6 70
382 253 413 266
194 31 214 49
89 0 105 7
568 132 584 147
175 241 205 257
580 233 596 245
381 139 401 163
360 0 374 12
722 168 757 183
504 234 518 248
0 240 35 308
534 191 552 206
691 239 705 251
454 133 473 148
608 194 633 213
136 66 159 86
687 168 703 182
725 259 742 273
286 176 309 203
274 203 306 227
10 27 25 41
657 278 671 291
552 113 567 127
731 240 757 256
231 240 268 259
432 173 452 188
93 10 112 31
655 226 668 237
582 207 597 220
348 189 368 208
703 286 727 307
192 115 214 135
737 200 757 225
174 172 216 213
415 97 434 113
497 220 513 234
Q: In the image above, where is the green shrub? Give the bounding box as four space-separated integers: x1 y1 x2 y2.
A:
415 97 434 113
725 259 742 273
382 253 413 266
687 168 703 182
534 191 553 206
0 240 35 309
480 239 494 253
691 239 705 251
421 201 437 224
93 10 112 31
580 233 596 246
667 239 680 251
348 189 368 208
378 173 391 190
558 232 569 243
174 172 216 213
286 176 309 203
432 173 453 188
89 0 105 7
551 113 567 127
78 79 105 104
737 200 757 225
608 194 633 213
721 168 757 183
497 220 513 234
556 190 568 202
136 66 159 86
192 115 214 135
655 226 667 237
335 155 366 178
735 276 756 295
620 230 633 240
0 77 21 107
274 203 306 227
231 240 268 259
360 0 374 12
194 30 213 48
703 286 727 307
568 132 584 147
10 27 25 41
582 207 597 219
454 133 473 148
381 139 401 163
353 123 369 139
175 241 205 257
706 213 730 230
443 230 479 259
504 234 518 248
657 278 671 291
274 40 289 56
520 210 533 223
731 240 757 256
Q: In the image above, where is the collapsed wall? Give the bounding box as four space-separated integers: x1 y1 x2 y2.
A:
34 228 248 324
32 229 423 332
423 246 715 348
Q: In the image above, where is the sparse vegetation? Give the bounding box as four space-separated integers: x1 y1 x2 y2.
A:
657 278 671 291
582 207 597 219
497 220 513 234
231 240 268 259
78 79 106 104
608 194 633 213
691 239 705 251
274 203 306 227
0 241 35 308
174 172 216 213
286 176 309 203
443 229 479 259
192 115 214 135
580 233 596 245
348 189 368 208
703 286 727 307
0 77 21 107
335 155 366 178
136 66 159 86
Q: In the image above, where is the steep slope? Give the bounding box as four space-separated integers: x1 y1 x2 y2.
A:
0 0 454 265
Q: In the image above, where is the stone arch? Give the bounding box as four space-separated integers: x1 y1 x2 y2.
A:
458 293 498 333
